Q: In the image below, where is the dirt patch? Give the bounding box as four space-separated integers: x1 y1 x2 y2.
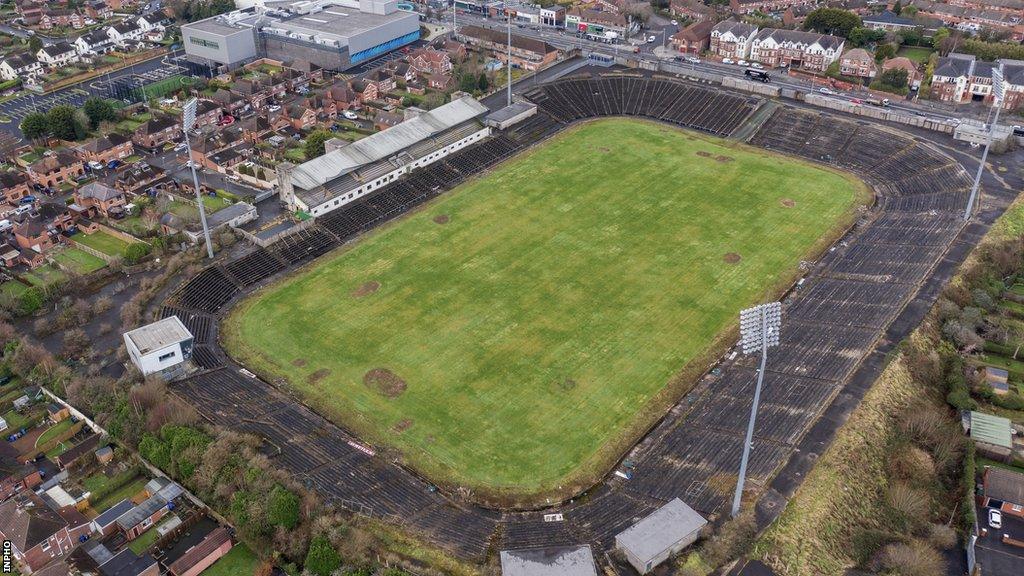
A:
291 359 307 367
307 369 330 384
708 472 739 497
558 378 577 392
723 252 742 264
433 214 450 224
696 151 712 158
715 155 734 163
780 198 796 208
351 281 380 298
392 418 413 434
364 367 407 398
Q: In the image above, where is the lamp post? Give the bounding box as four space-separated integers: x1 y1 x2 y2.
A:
506 7 512 106
731 301 781 518
963 65 1003 222
182 98 214 259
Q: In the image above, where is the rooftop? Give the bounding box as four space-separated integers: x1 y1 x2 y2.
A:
985 466 1024 505
615 498 707 564
124 316 193 355
290 95 488 191
499 546 598 576
970 411 1013 449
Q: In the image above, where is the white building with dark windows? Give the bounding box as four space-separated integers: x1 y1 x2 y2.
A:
709 19 758 60
36 42 79 68
123 316 194 378
0 52 41 81
278 96 491 217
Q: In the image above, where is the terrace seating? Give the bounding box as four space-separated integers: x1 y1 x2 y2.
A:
269 227 338 264
223 247 287 287
159 306 213 344
169 266 239 314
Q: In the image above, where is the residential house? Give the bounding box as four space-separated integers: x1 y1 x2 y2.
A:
982 466 1024 519
85 0 113 20
27 150 84 189
710 20 758 60
167 527 233 576
210 89 248 117
238 115 272 144
283 102 317 130
107 17 145 47
37 42 80 68
1001 61 1024 111
0 52 42 81
437 39 468 62
192 99 223 128
671 20 715 55
116 481 183 540
840 48 877 78
96 548 159 576
882 56 923 89
424 72 453 90
349 79 378 103
283 59 324 83
230 78 271 109
53 434 100 470
132 116 180 149
207 145 249 174
458 25 560 71
670 0 714 22
749 28 845 71
115 162 165 194
365 69 397 94
931 53 976 103
409 47 452 76
75 28 117 55
40 7 85 30
389 61 417 84
0 171 32 205
78 133 134 164
74 182 127 218
863 10 921 32
729 0 815 14
782 4 815 26
1 445 43 501
0 493 92 572
303 93 336 120
327 83 360 110
373 110 404 131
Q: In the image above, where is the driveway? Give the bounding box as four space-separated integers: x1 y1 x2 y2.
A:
976 506 1024 575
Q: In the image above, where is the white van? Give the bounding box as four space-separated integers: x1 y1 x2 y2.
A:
0 220 11 233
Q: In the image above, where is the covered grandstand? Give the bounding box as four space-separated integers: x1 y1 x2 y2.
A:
277 96 491 217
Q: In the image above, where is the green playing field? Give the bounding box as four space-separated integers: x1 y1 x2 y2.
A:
223 118 868 503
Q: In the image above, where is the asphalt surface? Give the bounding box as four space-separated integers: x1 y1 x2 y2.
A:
976 506 1024 576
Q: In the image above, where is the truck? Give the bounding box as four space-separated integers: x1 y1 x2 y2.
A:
866 97 890 107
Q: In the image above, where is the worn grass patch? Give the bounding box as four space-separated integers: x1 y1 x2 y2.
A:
224 118 867 503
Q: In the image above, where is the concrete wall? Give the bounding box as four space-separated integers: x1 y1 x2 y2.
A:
181 23 257 68
802 93 956 134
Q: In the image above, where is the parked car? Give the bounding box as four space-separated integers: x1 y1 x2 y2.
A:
268 105 281 112
989 508 1002 529
819 87 835 95
722 58 735 64
0 220 12 233
106 160 121 170
750 62 764 69
737 59 749 66
19 195 36 205
174 143 188 152
87 161 105 171
342 110 359 120
13 205 32 216
685 56 700 64
670 20 678 26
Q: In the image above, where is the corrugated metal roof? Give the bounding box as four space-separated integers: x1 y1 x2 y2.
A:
615 498 706 564
971 411 1013 449
124 316 192 355
290 96 489 191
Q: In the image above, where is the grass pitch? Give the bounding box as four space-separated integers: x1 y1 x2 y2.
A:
224 119 867 502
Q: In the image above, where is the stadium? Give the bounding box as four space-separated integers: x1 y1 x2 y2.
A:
161 71 1003 567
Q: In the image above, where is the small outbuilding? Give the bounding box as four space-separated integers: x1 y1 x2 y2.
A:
123 316 194 378
614 498 707 574
485 101 537 130
499 545 597 576
981 366 1010 395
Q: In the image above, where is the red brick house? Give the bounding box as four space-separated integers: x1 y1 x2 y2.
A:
74 182 127 218
350 79 378 103
0 493 92 572
982 466 1024 519
671 20 715 55
669 0 713 22
77 132 134 164
133 116 181 149
167 527 234 576
729 0 814 14
373 110 403 131
27 150 84 189
409 47 453 76
1 445 43 501
0 171 32 205
882 56 923 89
365 69 397 95
424 72 453 90
192 99 222 128
327 83 360 110
840 48 877 79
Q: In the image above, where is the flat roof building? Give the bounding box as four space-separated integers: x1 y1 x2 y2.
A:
123 316 194 378
499 546 597 576
615 498 707 574
182 0 420 72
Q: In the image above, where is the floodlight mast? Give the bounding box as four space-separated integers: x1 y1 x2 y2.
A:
964 65 1003 222
183 98 214 259
731 302 781 518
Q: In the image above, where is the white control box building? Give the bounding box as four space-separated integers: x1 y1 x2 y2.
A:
123 316 194 377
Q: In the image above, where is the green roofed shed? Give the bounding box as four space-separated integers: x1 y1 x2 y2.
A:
970 411 1013 449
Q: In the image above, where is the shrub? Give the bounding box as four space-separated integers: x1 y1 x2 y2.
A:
304 535 342 576
268 485 301 529
880 542 944 576
926 523 957 550
123 243 151 265
887 483 929 530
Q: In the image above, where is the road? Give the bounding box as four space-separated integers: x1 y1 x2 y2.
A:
975 506 1024 575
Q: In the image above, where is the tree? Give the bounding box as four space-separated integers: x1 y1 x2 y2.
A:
803 8 862 38
304 536 341 576
47 106 88 141
82 98 117 129
903 6 917 16
267 485 301 529
932 27 951 52
477 72 489 92
123 242 151 264
20 112 49 141
847 27 887 47
874 42 898 62
303 129 332 159
892 0 902 15
28 35 42 53
877 67 909 90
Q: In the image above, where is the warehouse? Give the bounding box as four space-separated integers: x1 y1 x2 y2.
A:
277 96 491 217
182 0 420 72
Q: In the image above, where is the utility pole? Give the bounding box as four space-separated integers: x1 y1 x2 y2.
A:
182 98 214 259
964 65 1003 222
731 302 781 517
507 7 512 106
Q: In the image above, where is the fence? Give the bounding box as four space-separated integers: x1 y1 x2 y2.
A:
67 238 117 264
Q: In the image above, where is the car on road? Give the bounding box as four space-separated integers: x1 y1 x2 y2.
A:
670 20 678 26
268 104 281 112
106 160 121 170
174 143 188 152
87 161 105 171
737 59 749 66
722 58 735 64
989 508 1002 529
819 87 835 95
342 110 359 120
685 56 700 64
749 62 764 69
647 35 656 43
18 195 36 205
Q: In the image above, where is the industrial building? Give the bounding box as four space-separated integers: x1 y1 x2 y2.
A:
181 0 421 72
277 95 491 217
